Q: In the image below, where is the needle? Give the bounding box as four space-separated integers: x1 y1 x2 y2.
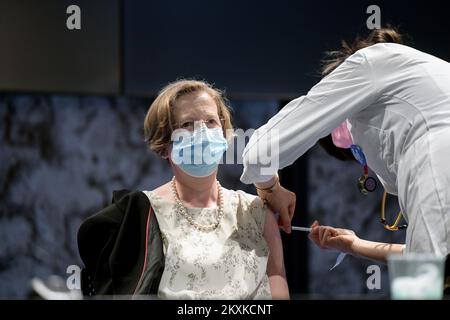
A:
291 226 312 232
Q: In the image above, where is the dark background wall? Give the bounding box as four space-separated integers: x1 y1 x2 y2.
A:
2 1 450 97
1 0 449 298
0 0 120 94
124 0 450 98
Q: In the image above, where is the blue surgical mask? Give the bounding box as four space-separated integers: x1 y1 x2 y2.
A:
171 124 228 177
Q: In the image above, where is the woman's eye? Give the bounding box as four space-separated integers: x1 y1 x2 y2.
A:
181 122 193 128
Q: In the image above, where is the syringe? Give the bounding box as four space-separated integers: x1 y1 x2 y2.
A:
291 226 312 232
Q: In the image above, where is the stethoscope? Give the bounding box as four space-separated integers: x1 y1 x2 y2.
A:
328 120 407 231
350 144 407 231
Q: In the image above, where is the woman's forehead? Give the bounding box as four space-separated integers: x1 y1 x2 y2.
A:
173 91 218 118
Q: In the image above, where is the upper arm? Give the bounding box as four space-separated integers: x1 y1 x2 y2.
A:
263 207 285 277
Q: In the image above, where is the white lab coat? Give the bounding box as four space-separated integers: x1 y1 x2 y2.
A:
241 43 450 256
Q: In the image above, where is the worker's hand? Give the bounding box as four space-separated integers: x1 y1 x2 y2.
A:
257 183 296 234
308 220 359 254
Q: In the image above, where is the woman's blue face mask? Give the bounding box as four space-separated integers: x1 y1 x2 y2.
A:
171 124 228 177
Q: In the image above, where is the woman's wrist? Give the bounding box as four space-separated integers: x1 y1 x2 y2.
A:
349 236 362 256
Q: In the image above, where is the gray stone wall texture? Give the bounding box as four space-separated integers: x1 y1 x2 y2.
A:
0 94 404 298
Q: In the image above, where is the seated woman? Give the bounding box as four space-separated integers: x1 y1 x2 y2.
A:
78 80 289 300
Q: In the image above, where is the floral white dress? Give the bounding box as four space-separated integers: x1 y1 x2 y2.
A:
142 188 271 300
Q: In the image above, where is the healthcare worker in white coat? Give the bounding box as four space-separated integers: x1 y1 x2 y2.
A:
241 27 450 258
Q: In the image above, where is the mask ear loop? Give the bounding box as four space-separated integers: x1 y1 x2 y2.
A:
380 191 408 231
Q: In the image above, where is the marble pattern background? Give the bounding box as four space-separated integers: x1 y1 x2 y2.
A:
0 94 404 298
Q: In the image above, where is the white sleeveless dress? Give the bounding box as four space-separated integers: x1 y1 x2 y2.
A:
142 188 272 300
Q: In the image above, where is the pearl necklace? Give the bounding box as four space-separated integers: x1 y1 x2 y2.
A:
170 177 224 232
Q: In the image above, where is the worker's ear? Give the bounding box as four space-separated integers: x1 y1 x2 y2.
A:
318 134 356 162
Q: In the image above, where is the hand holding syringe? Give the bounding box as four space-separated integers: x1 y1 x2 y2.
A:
273 212 312 233
291 224 346 271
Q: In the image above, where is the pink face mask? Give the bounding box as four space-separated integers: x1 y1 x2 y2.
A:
331 121 353 149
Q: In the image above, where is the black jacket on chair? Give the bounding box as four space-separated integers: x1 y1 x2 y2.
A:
77 190 165 297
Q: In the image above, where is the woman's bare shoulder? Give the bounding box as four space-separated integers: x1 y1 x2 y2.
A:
151 182 172 198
